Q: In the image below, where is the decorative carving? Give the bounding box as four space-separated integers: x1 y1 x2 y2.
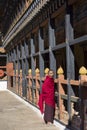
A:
79 66 87 75
35 68 40 74
28 69 32 75
0 47 6 53
44 68 49 75
57 66 64 75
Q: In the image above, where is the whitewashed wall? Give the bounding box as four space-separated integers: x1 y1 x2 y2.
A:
0 81 7 90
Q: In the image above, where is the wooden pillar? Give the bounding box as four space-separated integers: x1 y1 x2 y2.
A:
24 39 29 99
35 68 40 105
38 28 44 93
48 18 56 78
17 45 20 95
38 28 44 77
31 34 35 102
65 2 75 123
21 41 26 97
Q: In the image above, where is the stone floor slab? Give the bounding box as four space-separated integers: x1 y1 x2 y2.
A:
0 91 60 130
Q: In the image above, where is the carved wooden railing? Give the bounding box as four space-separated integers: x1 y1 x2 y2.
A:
8 66 87 128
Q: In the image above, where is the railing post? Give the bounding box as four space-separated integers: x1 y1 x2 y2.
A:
35 68 40 105
57 66 65 120
28 69 32 102
16 70 18 94
20 69 22 96
79 66 87 130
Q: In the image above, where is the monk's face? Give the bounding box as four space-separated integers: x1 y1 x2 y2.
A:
49 71 54 78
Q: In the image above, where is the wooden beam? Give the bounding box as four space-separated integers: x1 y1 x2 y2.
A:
0 66 6 68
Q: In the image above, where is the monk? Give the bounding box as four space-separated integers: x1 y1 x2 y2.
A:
38 70 55 124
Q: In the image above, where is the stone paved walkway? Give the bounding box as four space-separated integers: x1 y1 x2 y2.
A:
0 91 60 130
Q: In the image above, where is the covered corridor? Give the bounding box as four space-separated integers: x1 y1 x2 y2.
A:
0 0 87 130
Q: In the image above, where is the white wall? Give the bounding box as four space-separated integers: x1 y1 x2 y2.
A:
0 81 7 90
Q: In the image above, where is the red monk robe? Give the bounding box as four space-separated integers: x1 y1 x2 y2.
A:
38 76 55 114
